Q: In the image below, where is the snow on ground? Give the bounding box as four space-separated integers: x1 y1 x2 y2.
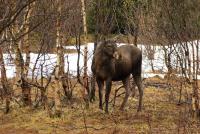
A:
1 42 199 79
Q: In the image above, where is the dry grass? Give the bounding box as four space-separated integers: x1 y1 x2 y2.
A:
1 82 200 134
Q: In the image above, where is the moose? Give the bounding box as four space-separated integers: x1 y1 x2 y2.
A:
91 40 143 113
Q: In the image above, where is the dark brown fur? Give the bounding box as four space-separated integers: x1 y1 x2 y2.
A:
92 40 143 113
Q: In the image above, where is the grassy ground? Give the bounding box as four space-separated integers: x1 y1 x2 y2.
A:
1 80 200 134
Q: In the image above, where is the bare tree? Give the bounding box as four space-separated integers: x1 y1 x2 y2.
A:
0 32 11 113
81 0 90 106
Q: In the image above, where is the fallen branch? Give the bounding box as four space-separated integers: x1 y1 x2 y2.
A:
113 85 124 107
144 82 171 89
46 122 108 131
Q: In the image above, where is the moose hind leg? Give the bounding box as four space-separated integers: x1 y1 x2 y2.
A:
120 76 130 111
105 79 112 113
130 78 136 97
97 79 104 110
133 75 143 112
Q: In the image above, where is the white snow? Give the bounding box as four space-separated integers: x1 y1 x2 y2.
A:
1 42 199 79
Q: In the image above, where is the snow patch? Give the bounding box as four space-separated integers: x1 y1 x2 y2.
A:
1 42 199 80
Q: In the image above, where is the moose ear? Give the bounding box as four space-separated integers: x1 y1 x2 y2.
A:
113 51 120 60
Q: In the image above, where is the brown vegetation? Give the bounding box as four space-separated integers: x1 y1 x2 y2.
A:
0 79 200 134
0 0 199 133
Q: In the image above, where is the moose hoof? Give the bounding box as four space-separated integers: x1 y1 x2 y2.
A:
99 106 103 110
120 107 125 111
137 108 142 112
105 110 109 114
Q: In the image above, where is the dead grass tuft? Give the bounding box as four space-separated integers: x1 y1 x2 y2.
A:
0 81 200 133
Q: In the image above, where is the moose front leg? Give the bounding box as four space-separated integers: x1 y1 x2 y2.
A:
97 79 104 110
105 79 112 113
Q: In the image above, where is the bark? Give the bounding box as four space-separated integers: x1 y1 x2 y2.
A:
0 46 11 113
46 76 62 118
12 19 32 106
21 3 35 106
163 45 173 77
90 0 100 102
191 42 200 117
11 2 35 106
13 42 32 106
63 55 73 100
192 80 200 117
55 0 64 77
23 2 35 77
134 30 138 47
145 45 155 73
81 0 89 106
185 43 192 82
51 0 64 115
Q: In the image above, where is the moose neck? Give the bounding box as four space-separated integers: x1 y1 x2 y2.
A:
96 52 115 75
98 50 114 65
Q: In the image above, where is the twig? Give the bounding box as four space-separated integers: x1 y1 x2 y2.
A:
113 85 124 107
81 102 88 134
46 122 108 131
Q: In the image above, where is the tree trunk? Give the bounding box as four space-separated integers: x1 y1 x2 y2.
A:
11 2 35 106
134 30 138 47
24 2 35 77
81 0 89 106
13 42 31 106
51 0 64 116
191 42 200 117
90 0 100 102
0 46 11 113
12 19 32 106
163 45 173 78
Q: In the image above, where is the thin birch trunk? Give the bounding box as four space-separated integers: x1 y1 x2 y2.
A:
13 41 32 106
0 45 10 113
81 0 89 105
12 22 32 106
191 42 200 117
12 2 35 106
24 2 35 77
51 0 64 115
90 0 99 102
